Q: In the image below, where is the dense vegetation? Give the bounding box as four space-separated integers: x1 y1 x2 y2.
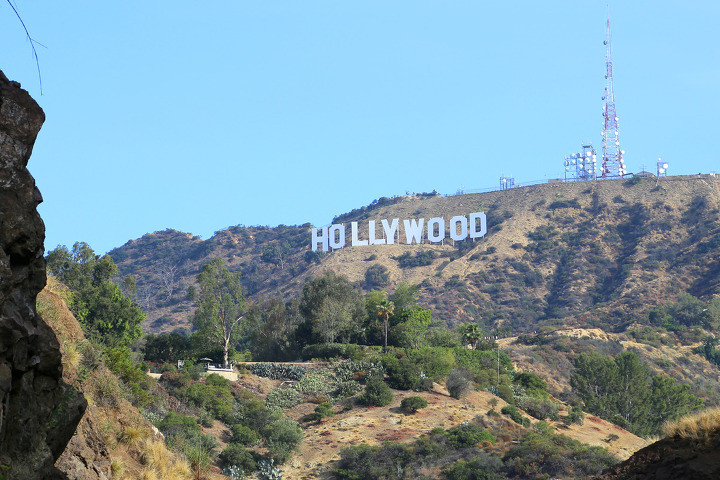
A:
334 418 617 480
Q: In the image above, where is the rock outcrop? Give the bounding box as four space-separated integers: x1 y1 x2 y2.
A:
0 71 86 479
595 434 720 479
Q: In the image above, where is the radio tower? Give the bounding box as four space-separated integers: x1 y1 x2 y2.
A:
600 9 626 178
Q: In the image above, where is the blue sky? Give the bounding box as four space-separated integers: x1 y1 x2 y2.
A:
2 1 719 255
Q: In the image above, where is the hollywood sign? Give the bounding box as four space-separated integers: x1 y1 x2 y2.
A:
311 212 487 252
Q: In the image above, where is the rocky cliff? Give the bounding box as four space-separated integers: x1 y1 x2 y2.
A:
0 71 86 479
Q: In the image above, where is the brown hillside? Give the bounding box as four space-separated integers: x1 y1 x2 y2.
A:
38 278 196 480
110 174 720 335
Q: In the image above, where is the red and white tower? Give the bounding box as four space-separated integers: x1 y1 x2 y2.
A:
601 10 626 178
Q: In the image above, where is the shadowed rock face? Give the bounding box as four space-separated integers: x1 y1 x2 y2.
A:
0 71 86 479
594 434 720 480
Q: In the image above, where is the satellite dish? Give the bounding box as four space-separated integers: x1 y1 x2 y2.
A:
663 163 668 169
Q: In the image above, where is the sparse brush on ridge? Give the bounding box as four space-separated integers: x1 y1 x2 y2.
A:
662 407 720 442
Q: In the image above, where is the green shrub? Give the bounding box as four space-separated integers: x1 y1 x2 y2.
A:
263 417 303 464
157 412 200 438
446 369 471 399
206 373 231 387
305 401 335 422
513 372 548 398
400 396 428 414
384 357 426 391
446 422 496 447
230 424 261 446
501 405 530 427
517 397 560 421
408 347 455 381
219 443 257 472
564 406 585 425
497 384 514 405
359 377 394 407
503 430 617 478
444 452 504 480
198 409 214 428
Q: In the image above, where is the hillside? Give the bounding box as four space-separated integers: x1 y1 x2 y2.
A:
110 174 720 335
37 278 198 480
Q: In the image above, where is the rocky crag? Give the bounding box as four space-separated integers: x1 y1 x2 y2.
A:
0 71 85 479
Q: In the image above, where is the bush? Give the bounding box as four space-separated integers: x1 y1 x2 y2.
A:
444 452 504 480
513 372 548 398
383 356 426 391
264 417 303 464
305 401 335 422
501 405 530 427
400 396 428 414
446 369 471 399
157 412 200 439
497 384 514 405
219 443 257 472
517 397 560 421
564 406 585 426
359 377 394 407
230 424 261 446
446 422 496 447
408 347 455 381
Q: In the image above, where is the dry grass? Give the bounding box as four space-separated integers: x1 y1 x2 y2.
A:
110 458 126 478
139 469 159 480
63 341 84 369
663 407 720 442
121 425 150 447
140 439 192 480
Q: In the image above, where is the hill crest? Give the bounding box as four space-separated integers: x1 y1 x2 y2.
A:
110 174 720 334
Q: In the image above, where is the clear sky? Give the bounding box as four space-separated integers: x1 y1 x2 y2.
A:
2 1 719 255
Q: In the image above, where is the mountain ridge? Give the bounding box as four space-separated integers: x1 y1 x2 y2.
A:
109 174 720 335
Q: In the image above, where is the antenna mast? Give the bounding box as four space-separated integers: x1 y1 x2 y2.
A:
601 8 626 178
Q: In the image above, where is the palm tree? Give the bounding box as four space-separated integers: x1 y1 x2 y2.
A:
461 323 482 350
377 300 395 351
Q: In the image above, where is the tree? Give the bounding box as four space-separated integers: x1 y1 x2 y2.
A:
314 296 355 344
390 308 431 349
192 258 247 368
377 299 395 351
296 271 365 346
46 242 144 347
247 297 301 361
261 242 290 270
459 323 482 349
571 351 703 436
389 282 419 310
144 332 192 364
